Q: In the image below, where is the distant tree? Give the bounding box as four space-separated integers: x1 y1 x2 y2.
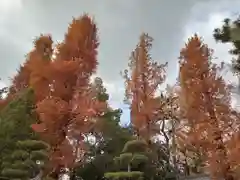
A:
213 17 240 87
122 33 167 144
177 35 240 180
213 17 240 56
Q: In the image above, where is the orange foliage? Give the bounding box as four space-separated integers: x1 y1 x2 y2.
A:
177 34 240 180
10 65 30 94
0 35 53 109
30 15 107 173
56 14 98 74
27 35 53 101
8 35 53 102
123 33 167 142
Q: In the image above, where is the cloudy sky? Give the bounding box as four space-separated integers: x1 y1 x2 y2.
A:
0 0 239 124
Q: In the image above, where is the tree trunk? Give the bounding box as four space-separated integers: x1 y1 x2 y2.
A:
238 76 240 92
171 117 179 180
128 164 131 172
30 170 43 180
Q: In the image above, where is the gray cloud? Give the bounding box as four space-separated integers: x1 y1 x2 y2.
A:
0 0 239 107
0 0 221 82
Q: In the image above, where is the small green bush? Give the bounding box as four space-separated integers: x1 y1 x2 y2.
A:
104 171 143 180
1 169 28 179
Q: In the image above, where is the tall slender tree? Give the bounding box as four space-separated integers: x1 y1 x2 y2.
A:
122 33 167 144
178 35 240 180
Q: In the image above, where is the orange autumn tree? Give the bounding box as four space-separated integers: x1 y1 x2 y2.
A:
123 33 167 143
31 14 107 177
178 34 240 180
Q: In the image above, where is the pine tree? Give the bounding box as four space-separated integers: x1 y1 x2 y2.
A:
104 140 149 180
178 35 239 180
1 140 49 180
213 17 240 81
0 88 49 179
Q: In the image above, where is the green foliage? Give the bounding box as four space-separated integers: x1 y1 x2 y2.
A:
0 88 48 179
1 139 49 179
105 139 150 180
112 139 178 180
17 140 49 151
0 88 35 140
115 152 149 169
74 154 115 180
213 17 240 74
131 154 148 166
74 108 132 180
104 171 143 180
97 91 109 102
122 140 148 153
31 150 48 161
11 150 29 160
231 25 240 41
93 77 109 102
120 153 133 163
1 169 28 179
0 88 35 163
